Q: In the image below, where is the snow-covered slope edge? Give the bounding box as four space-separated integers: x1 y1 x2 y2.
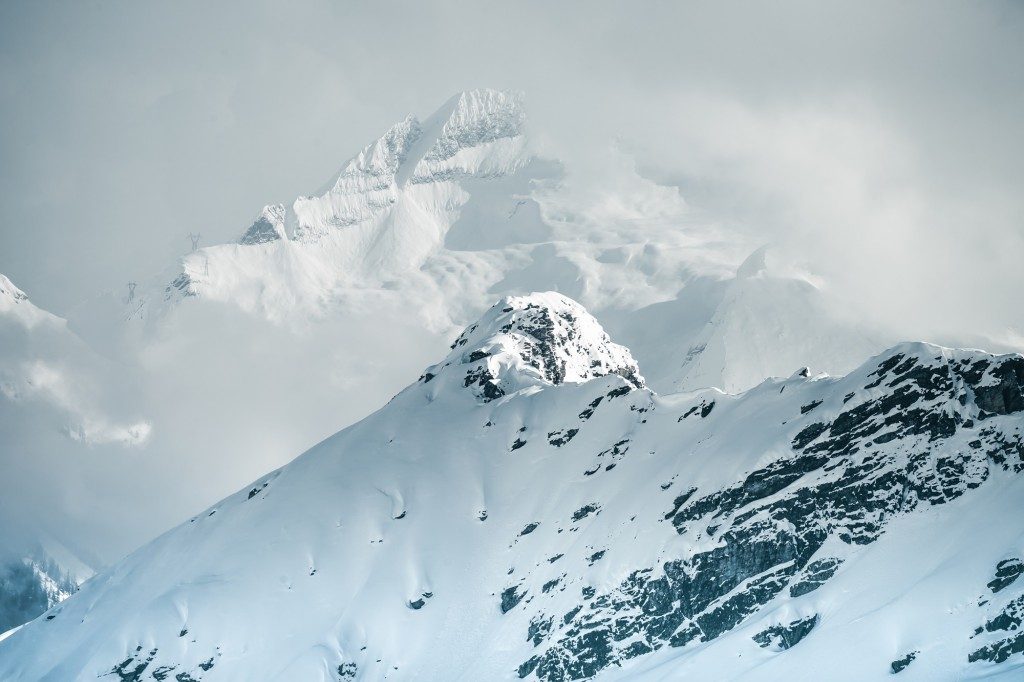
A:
3 293 1022 682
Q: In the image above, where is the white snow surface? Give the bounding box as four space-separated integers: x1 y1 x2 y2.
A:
1 293 1022 681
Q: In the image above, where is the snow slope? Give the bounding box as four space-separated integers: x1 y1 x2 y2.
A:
2 293 1022 681
609 246 886 394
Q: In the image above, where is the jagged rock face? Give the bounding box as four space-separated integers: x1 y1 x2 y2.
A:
421 292 644 401
1 297 1023 681
968 558 1024 665
520 345 1024 680
239 205 286 245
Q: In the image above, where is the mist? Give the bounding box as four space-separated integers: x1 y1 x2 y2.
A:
1 0 1023 563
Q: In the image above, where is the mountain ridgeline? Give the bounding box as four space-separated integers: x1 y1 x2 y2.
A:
1 293 1022 681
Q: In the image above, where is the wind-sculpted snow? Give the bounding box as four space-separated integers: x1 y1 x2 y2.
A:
3 295 1023 681
291 89 525 243
293 115 423 241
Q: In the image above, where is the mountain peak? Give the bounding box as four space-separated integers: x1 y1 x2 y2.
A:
0 274 29 305
239 204 287 245
291 89 527 242
422 292 644 401
421 88 525 164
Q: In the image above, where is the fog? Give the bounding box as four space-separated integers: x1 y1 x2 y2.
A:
1 1 1022 562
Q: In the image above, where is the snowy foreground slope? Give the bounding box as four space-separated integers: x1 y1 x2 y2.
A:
2 293 1023 681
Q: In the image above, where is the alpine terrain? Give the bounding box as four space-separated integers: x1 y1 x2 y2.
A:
1 292 1022 681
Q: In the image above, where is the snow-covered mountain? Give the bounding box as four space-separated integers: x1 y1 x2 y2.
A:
72 89 889 396
0 540 95 636
609 246 886 394
3 293 1022 681
20 89 900 574
114 89 540 326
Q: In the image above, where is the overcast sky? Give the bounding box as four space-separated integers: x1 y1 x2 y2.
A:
1 0 1022 336
1 1 1023 563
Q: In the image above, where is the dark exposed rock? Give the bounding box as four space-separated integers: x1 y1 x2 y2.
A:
978 595 1024 635
752 615 818 650
151 665 176 681
548 429 579 447
107 647 157 682
465 365 505 401
988 558 1024 594
800 399 823 414
890 650 918 673
519 523 540 536
789 558 842 597
528 615 553 646
579 396 603 421
518 349 1024 681
607 385 632 399
969 632 1024 664
502 586 526 613
971 357 1024 416
571 504 600 523
239 219 278 245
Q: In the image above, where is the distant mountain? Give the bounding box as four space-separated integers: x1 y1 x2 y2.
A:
611 245 886 394
0 541 95 637
3 293 1022 681
68 90 892 397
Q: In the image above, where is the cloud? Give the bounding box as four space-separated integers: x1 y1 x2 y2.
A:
2 359 151 447
0 0 1022 562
